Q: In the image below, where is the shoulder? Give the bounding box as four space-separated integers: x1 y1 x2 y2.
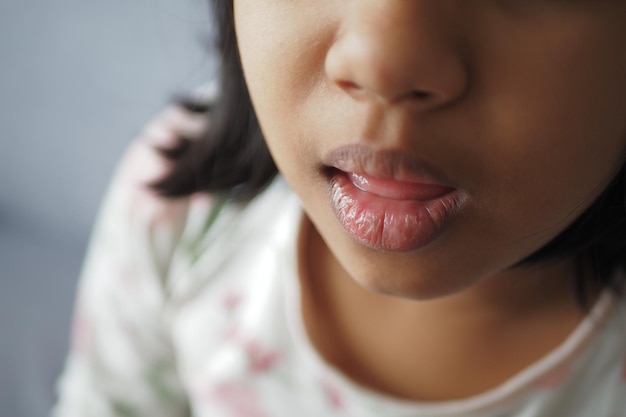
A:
111 104 210 209
87 106 212 281
166 177 300 300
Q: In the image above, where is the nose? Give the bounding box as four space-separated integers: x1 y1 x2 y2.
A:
325 1 468 110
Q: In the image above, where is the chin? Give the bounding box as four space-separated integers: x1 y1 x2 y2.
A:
345 258 476 302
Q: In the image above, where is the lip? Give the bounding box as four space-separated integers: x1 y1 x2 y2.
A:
323 145 467 252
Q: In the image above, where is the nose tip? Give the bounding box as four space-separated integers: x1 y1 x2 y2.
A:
325 3 468 109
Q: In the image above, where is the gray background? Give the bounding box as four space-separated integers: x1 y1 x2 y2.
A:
0 1 216 415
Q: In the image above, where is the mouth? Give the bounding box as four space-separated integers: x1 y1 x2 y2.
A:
323 146 467 252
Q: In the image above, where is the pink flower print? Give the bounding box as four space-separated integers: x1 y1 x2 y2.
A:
321 379 346 410
119 264 140 290
190 192 213 210
70 309 93 356
211 382 267 417
222 323 241 341
222 291 244 313
534 363 571 390
245 340 281 373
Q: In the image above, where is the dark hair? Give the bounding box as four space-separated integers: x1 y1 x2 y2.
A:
153 0 625 306
152 0 277 201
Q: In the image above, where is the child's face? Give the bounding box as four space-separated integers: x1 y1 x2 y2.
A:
234 1 626 299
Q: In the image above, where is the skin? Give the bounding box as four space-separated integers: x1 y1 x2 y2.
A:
233 0 626 401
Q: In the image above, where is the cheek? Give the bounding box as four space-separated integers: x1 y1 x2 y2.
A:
235 2 334 130
235 5 345 203
470 124 626 268
466 16 626 244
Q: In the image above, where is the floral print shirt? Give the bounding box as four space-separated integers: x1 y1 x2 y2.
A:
54 134 626 417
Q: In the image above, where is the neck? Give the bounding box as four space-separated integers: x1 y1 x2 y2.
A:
299 219 593 401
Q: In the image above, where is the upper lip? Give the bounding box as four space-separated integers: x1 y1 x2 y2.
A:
322 144 457 187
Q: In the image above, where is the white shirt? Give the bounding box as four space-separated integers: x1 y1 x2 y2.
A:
54 136 626 417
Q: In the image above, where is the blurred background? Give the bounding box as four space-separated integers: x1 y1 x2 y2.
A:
0 1 217 415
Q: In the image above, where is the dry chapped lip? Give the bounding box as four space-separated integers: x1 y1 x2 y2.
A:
329 170 465 252
323 144 467 251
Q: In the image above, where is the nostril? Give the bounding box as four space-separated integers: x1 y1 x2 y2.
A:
336 78 435 103
410 90 432 100
337 80 361 92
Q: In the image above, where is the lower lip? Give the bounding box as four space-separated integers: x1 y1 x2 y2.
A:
328 171 465 252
